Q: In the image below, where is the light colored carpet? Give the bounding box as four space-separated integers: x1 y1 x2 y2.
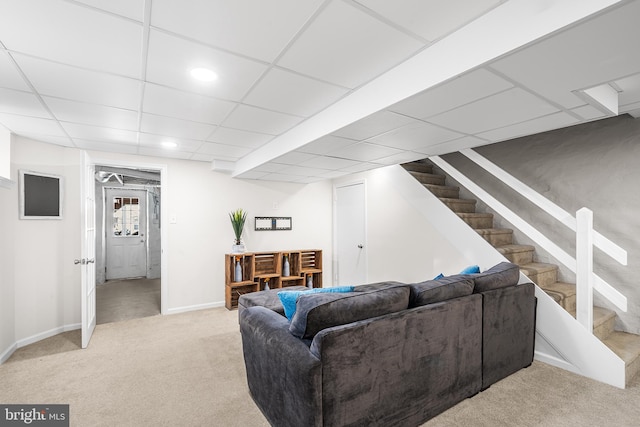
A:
96 278 161 325
1 307 639 426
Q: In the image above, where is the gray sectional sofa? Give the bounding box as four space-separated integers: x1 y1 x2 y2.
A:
238 262 536 427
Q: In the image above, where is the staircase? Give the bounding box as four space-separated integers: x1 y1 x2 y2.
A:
402 160 640 387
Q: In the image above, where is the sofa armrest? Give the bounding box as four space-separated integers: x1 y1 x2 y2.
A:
480 282 537 389
239 306 322 427
310 295 482 427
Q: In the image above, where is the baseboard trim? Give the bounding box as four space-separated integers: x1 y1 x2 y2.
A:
534 350 580 374
1 323 81 365
166 301 225 315
16 323 81 349
0 342 17 364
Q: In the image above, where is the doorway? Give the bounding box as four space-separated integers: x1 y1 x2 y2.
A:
105 188 148 280
93 164 164 325
335 181 367 286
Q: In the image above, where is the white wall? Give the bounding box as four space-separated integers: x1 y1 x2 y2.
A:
8 136 81 345
0 129 10 180
333 166 468 284
0 161 16 362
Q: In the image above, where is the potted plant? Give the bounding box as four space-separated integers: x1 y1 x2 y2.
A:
229 208 247 253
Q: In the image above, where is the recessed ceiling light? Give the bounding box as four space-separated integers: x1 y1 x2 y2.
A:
190 67 218 82
162 141 178 149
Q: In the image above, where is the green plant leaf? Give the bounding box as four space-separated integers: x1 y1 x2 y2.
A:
229 208 247 244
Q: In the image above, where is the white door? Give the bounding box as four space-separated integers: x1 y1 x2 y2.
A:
335 182 367 285
80 152 96 348
105 188 147 280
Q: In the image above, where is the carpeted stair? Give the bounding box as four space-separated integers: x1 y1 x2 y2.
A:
402 160 640 386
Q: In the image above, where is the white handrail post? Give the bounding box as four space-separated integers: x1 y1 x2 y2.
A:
576 208 594 333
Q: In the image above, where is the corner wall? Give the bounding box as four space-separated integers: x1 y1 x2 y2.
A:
7 136 81 348
0 162 16 362
1 137 335 360
333 166 471 284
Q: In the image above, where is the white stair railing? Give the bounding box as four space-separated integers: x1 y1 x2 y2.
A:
430 152 628 325
576 208 594 332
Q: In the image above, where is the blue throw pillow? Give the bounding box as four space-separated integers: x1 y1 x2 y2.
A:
278 286 355 320
460 265 480 274
433 273 444 280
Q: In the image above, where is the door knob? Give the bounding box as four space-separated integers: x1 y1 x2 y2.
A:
87 259 95 264
74 259 86 265
357 244 363 249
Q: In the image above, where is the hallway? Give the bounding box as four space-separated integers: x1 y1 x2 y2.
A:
96 278 161 325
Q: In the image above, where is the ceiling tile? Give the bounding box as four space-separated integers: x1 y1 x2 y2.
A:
151 0 323 63
74 0 145 21
138 133 203 152
477 112 579 142
278 0 423 88
61 122 138 144
275 165 330 177
0 0 142 77
298 135 358 155
299 156 360 170
272 151 317 165
145 29 268 101
338 162 382 173
372 151 427 165
319 170 352 179
354 0 503 42
17 133 74 147
236 170 271 180
332 110 415 140
420 136 487 156
252 163 288 173
222 105 303 135
0 88 51 118
571 105 605 121
190 153 216 162
327 142 402 162
427 88 559 135
490 1 640 109
244 68 350 117
615 73 640 107
138 146 193 160
13 54 141 110
389 68 513 119
197 142 252 158
74 139 139 154
44 96 138 130
142 83 236 124
207 126 273 148
0 113 64 136
478 111 578 142
0 51 29 91
140 113 216 140
367 120 463 151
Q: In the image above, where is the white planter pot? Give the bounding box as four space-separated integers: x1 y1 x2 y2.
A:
232 244 246 253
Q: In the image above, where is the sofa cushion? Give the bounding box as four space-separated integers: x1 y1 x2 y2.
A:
352 281 406 293
238 286 307 317
409 275 475 307
289 286 410 339
473 262 520 293
278 286 355 321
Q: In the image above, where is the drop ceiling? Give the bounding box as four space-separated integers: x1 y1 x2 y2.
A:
1 0 639 183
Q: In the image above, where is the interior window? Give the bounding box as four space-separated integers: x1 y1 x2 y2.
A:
113 197 140 236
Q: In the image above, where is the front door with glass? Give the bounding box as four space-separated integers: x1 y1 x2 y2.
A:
105 188 148 280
